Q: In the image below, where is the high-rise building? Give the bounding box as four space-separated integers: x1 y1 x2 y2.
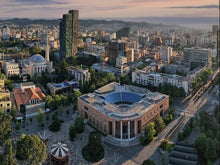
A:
97 30 105 40
212 25 219 36
160 46 173 64
126 49 134 62
107 40 129 66
2 26 10 40
116 27 130 39
184 48 212 70
60 10 79 58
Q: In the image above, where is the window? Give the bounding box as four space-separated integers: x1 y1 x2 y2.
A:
84 106 88 110
7 103 10 106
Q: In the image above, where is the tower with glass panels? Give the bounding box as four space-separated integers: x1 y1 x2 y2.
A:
60 10 79 58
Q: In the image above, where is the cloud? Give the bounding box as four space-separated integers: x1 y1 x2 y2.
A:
93 6 131 11
169 5 219 9
13 0 67 5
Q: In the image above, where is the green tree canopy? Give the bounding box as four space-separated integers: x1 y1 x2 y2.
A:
2 139 17 165
69 125 76 141
195 133 219 164
0 113 12 146
154 115 165 135
37 108 44 123
74 116 84 133
142 159 155 165
145 122 156 143
30 46 41 55
16 134 47 165
82 131 104 162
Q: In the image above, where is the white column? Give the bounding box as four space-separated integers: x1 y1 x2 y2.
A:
120 121 123 139
134 120 137 136
128 121 130 139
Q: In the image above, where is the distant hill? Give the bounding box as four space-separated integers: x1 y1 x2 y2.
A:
0 18 173 29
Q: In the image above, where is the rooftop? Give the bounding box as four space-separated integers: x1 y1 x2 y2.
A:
79 82 168 120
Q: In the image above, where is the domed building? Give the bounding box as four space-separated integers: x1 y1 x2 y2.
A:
21 39 53 77
50 142 69 165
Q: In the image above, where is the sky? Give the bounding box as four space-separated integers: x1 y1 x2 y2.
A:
0 0 219 19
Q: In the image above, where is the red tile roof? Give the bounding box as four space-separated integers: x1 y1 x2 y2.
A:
14 87 45 109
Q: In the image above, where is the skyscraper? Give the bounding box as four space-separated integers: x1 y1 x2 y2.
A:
60 10 79 59
107 40 129 67
160 46 172 64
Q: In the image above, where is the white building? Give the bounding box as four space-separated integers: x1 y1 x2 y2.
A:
132 70 189 95
3 60 20 78
2 26 10 40
21 37 53 78
68 66 90 85
183 47 212 70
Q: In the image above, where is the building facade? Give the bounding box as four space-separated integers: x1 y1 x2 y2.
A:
60 10 79 58
3 60 20 78
14 82 45 111
107 40 129 67
160 46 172 64
78 82 169 142
132 70 189 95
0 80 11 113
183 48 212 70
21 54 53 78
68 66 90 85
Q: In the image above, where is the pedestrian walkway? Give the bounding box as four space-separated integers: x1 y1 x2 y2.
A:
104 135 141 147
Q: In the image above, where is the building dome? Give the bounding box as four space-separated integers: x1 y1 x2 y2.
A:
51 142 69 159
29 54 45 63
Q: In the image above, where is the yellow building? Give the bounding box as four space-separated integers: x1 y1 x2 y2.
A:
0 79 11 113
0 79 4 90
0 90 11 113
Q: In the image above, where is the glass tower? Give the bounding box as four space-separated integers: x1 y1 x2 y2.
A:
60 10 79 58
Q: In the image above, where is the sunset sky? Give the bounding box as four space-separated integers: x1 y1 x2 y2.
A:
0 0 219 19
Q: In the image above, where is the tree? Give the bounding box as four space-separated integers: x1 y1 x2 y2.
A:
16 134 47 165
37 108 44 124
145 122 156 143
30 46 41 55
74 116 84 133
10 106 17 120
49 116 62 132
69 125 76 141
160 139 169 150
214 105 220 123
154 115 165 135
195 133 218 164
141 122 156 145
73 90 82 102
142 159 155 165
0 113 12 146
82 131 104 162
2 139 17 165
169 109 176 118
